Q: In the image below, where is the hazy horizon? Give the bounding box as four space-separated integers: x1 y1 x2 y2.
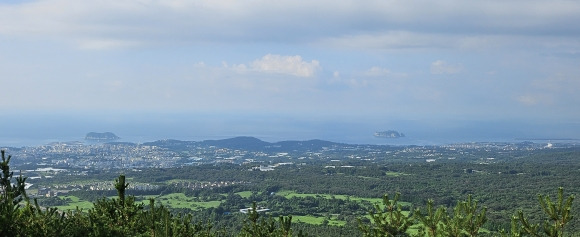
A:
1 112 578 147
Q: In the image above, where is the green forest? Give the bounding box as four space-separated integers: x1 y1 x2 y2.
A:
2 145 580 236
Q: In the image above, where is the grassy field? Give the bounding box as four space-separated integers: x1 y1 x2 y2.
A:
275 190 411 207
52 193 222 211
292 215 346 226
54 196 94 211
50 191 478 234
385 171 410 177
235 191 253 198
118 193 222 210
143 193 222 210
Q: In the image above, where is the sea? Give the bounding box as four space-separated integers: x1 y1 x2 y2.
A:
1 113 578 148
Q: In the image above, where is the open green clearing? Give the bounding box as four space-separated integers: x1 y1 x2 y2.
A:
144 193 222 210
235 191 253 198
292 215 346 226
53 193 222 211
385 171 410 177
275 190 411 207
54 196 94 211
134 194 222 210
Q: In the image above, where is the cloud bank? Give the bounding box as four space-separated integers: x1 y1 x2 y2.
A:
1 0 579 50
248 54 320 77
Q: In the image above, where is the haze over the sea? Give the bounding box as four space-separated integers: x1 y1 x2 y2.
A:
1 112 578 147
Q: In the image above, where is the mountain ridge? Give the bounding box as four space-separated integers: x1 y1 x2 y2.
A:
142 136 346 152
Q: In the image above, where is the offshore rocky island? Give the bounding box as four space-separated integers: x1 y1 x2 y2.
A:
84 132 120 141
374 130 405 138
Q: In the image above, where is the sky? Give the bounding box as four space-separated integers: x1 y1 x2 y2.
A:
1 0 580 143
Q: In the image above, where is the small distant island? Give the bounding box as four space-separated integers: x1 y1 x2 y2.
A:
374 130 405 138
85 132 120 141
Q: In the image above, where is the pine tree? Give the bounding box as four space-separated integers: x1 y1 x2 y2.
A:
87 174 146 236
513 187 574 237
414 199 446 237
279 215 293 237
0 150 28 235
440 195 487 237
358 192 413 237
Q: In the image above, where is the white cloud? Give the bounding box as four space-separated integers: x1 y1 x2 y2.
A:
365 67 392 76
430 60 462 75
333 71 340 78
248 54 320 77
365 66 407 76
1 0 579 50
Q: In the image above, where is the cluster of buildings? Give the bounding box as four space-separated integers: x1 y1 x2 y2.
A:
1 139 564 174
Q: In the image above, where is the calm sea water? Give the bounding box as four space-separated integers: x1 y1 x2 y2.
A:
0 128 551 148
1 113 577 147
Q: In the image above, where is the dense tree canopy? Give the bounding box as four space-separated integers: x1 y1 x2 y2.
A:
2 148 580 236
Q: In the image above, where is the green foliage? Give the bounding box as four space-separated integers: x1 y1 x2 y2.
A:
144 199 216 237
279 215 293 237
1 148 580 236
499 215 525 237
505 187 574 237
1 150 85 236
537 187 574 237
17 200 88 236
358 192 413 237
86 174 217 236
440 195 487 237
238 202 302 237
414 199 446 237
1 149 218 237
0 150 28 235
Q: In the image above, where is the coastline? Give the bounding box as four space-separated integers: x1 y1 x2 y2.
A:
2 134 574 149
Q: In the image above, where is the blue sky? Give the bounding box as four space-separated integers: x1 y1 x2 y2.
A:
1 1 580 142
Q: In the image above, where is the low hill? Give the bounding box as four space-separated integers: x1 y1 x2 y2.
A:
144 136 344 152
200 136 271 151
